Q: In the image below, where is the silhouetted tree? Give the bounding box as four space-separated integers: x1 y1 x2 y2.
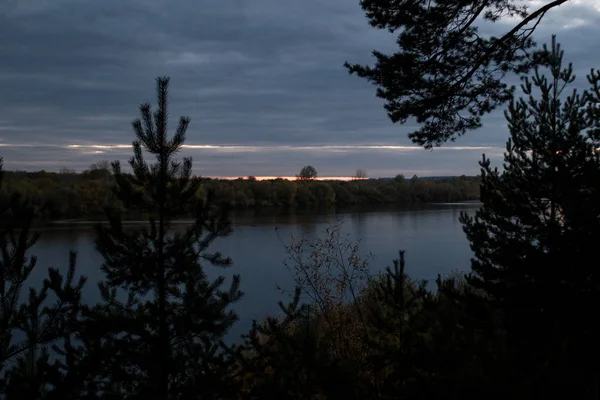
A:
82 161 112 182
296 166 318 181
345 0 570 148
58 167 76 175
0 157 86 397
461 37 600 398
84 77 243 398
364 251 509 399
88 161 110 171
354 169 367 180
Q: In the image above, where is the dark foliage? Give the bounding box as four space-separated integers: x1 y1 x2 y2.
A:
0 158 86 398
0 167 117 220
345 0 568 147
0 172 480 220
236 245 509 399
296 165 318 180
199 175 480 208
460 37 600 397
64 77 243 398
364 252 508 399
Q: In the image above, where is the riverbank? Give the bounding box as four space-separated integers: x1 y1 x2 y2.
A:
1 170 480 221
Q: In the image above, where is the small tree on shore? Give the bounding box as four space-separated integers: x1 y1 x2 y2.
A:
58 167 76 174
297 165 318 181
354 169 367 180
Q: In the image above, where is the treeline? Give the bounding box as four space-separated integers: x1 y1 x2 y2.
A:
0 168 115 219
206 175 479 207
0 169 479 220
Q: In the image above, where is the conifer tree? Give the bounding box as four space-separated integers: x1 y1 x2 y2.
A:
87 77 242 398
365 251 431 398
346 0 569 148
0 157 86 397
460 36 600 397
358 252 509 399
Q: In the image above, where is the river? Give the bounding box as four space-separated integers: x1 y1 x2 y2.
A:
27 203 480 339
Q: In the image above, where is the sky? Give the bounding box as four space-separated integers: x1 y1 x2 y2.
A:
1 0 599 178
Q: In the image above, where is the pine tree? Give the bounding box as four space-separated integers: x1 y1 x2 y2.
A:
345 0 570 147
0 157 86 398
460 36 600 397
364 251 430 398
85 77 242 398
364 252 510 399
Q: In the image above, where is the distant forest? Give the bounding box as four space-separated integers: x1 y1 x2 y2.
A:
0 167 479 220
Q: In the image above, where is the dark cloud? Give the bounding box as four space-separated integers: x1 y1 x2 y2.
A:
0 0 598 176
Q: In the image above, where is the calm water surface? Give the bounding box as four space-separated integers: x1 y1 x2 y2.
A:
29 203 479 338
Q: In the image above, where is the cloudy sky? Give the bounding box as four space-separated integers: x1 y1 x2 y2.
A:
1 0 599 178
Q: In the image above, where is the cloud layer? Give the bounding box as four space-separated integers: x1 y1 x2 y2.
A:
1 0 599 177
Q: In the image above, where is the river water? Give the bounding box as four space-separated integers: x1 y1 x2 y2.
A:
27 203 480 338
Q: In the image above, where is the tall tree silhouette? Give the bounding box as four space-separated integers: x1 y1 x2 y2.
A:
346 0 571 148
90 77 242 398
461 37 600 398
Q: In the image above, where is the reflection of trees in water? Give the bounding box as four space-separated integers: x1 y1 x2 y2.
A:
31 226 94 246
353 211 367 240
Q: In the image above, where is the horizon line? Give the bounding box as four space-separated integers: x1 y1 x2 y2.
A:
185 175 476 181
